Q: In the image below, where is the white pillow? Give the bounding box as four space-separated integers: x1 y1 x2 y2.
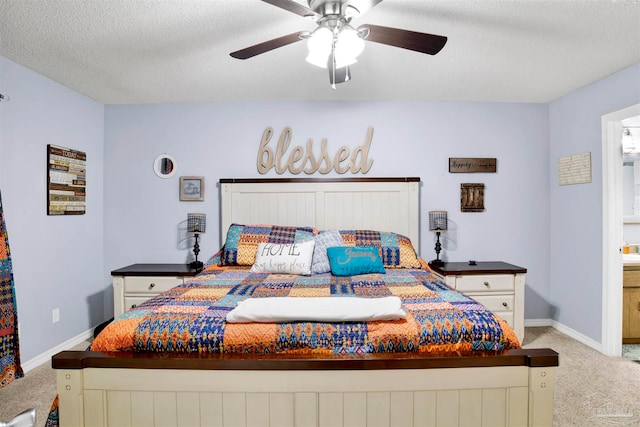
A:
250 240 316 275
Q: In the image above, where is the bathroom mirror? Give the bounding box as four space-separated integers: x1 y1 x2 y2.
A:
153 154 177 179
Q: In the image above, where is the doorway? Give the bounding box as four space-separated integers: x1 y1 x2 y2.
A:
602 103 640 357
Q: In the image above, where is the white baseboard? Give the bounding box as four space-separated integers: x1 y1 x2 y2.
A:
526 318 603 353
21 328 93 373
525 318 553 327
550 320 603 353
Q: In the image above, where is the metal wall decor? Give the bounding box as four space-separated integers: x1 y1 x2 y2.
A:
461 183 485 212
47 145 86 215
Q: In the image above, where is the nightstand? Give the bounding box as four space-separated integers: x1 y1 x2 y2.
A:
430 261 526 343
112 263 199 317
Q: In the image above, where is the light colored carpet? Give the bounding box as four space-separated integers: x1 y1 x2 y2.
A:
1 328 639 426
0 340 90 426
523 328 640 427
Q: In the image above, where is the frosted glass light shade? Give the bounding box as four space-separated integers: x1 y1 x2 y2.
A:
306 27 332 68
335 27 364 67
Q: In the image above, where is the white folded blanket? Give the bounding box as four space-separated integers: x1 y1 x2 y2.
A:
225 296 407 323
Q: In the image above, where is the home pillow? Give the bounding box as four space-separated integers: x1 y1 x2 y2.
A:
221 223 317 266
338 230 421 268
326 246 386 277
250 240 315 275
311 230 345 274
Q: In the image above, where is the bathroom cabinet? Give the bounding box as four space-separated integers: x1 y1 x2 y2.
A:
623 265 640 344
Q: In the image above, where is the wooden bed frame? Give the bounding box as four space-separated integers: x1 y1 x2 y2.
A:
53 177 558 427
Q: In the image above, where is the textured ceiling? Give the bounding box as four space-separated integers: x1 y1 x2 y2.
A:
0 0 639 104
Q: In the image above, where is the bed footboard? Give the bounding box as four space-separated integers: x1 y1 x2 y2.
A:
53 349 557 427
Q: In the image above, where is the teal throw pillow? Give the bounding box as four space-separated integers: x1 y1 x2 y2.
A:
326 246 386 277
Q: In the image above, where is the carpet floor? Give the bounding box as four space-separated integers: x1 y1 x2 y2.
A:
524 328 640 426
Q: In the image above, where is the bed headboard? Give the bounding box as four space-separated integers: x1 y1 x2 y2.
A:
219 177 421 250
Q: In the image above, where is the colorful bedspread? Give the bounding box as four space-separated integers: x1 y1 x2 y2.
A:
92 258 520 354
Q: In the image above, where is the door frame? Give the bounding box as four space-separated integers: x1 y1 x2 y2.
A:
602 103 640 357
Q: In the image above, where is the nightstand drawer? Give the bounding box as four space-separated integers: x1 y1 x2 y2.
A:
456 274 514 292
124 296 152 311
472 294 515 312
495 312 514 328
123 276 182 294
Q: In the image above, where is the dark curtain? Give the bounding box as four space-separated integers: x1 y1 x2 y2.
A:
0 189 23 387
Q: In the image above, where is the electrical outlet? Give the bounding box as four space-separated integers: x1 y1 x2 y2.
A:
52 308 60 323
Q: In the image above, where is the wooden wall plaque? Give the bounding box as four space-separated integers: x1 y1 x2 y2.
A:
461 183 485 212
47 145 86 215
449 158 497 173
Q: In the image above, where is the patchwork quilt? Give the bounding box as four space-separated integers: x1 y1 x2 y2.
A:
92 255 520 354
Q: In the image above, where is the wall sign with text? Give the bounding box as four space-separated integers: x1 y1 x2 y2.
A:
257 127 374 175
47 144 86 215
449 158 497 173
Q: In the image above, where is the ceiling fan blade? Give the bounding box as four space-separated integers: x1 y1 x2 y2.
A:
359 24 447 55
260 0 319 18
230 32 306 60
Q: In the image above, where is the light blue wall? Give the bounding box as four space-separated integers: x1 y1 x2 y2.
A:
549 64 640 342
104 101 551 319
0 56 105 361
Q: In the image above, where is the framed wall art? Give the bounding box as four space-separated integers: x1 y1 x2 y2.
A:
47 144 86 215
180 176 205 201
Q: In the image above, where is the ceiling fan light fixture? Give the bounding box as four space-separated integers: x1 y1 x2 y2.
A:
335 26 365 66
306 26 333 68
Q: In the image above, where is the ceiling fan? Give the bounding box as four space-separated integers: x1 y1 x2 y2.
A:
230 0 448 88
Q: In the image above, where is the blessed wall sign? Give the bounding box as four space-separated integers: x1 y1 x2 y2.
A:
257 127 374 175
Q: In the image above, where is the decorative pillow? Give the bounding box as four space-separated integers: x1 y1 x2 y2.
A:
311 230 345 274
221 224 317 266
338 230 421 268
250 240 315 275
327 246 386 277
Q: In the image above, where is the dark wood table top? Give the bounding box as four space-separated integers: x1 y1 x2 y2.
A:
430 261 527 276
111 263 200 277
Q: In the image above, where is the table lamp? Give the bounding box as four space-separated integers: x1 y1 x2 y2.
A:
187 213 206 271
428 210 447 267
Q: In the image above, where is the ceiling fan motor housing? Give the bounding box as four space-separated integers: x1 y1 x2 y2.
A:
309 0 354 17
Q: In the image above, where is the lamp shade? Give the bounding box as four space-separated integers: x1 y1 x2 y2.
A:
187 213 206 233
428 211 448 231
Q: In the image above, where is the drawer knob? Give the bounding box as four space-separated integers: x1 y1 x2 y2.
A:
148 283 156 289
131 304 137 309
502 302 508 308
484 281 490 287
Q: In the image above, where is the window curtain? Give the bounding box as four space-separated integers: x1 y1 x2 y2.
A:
0 189 23 387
